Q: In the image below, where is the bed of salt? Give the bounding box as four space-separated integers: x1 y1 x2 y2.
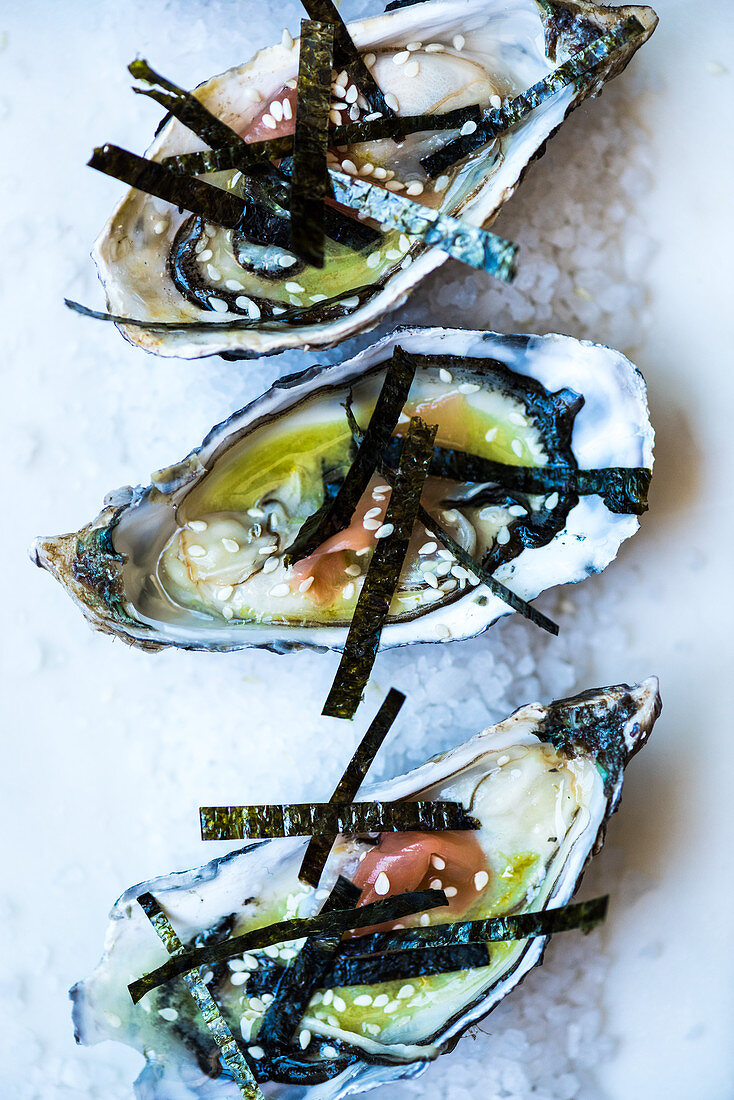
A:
1 1 732 1098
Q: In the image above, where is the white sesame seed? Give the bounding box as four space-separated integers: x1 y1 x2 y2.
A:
299 1028 311 1049
323 989 334 1006
365 250 383 270
332 82 347 98
362 516 381 531
485 427 498 442
235 296 261 320
341 296 360 309
329 109 342 126
243 955 258 969
511 439 524 457
434 174 450 193
425 42 445 52
459 382 480 394
187 544 207 558
385 92 400 112
393 50 410 65
438 368 453 384
222 538 240 553
423 570 439 589
153 219 168 235
435 561 452 577
278 253 298 267
359 162 375 176
452 33 466 50
444 885 458 898
222 605 234 620
261 113 277 130
249 1046 265 1059
405 180 424 197
341 158 358 175
282 28 294 49
206 264 221 282
375 523 394 539
269 583 290 597
342 582 356 600
198 248 213 261
345 84 359 104
158 1007 178 1021
298 576 314 593
385 183 405 194
284 281 305 293
420 913 431 926
429 877 443 889
344 564 362 577
356 546 370 556
372 993 390 1008
432 853 446 870
354 993 374 1007
338 70 348 84
496 526 510 545
187 519 208 533
404 60 420 78
270 100 284 122
385 248 403 260
333 995 347 1012
283 98 293 120
363 52 376 67
225 279 243 292
332 101 348 112
545 491 559 510
259 557 279 578
474 870 489 891
374 871 390 895
230 971 248 986
323 1045 338 1058
490 94 502 109
310 293 328 303
216 584 234 601
208 296 229 312
508 504 527 517
364 506 382 520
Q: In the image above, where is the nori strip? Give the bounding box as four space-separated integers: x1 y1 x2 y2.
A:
328 169 517 280
299 687 405 887
129 58 269 172
344 400 559 635
63 282 376 331
256 876 360 1049
322 417 437 720
422 16 645 177
199 800 478 840
169 104 484 172
244 942 491 995
137 892 264 1100
290 21 334 268
301 0 395 118
129 887 448 1003
284 345 418 565
331 895 609 955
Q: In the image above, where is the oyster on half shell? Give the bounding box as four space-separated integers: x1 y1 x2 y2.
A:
32 327 653 652
71 679 661 1099
94 0 657 359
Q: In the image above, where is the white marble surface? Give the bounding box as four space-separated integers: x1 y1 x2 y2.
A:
0 1 732 1098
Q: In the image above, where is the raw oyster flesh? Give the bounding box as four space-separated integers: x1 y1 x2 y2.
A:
93 0 657 358
71 679 661 1099
32 327 653 652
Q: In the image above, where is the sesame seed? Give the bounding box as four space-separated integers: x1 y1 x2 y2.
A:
284 281 305 293
393 50 410 65
206 264 221 282
459 382 480 394
485 427 498 442
235 296 261 320
262 556 279 575
356 546 370 556
278 253 298 267
269 583 290 597
288 295 302 306
430 854 446 871
375 523 394 539
282 27 294 49
429 878 443 890
345 84 359 104
270 100 284 122
222 538 239 553
222 605 234 620
420 913 431 926
230 971 248 986
363 53 376 67
153 220 168 235
360 163 375 176
496 526 510 545
444 886 458 898
453 33 466 50
310 293 328 303
299 1028 311 1049
434 174 450 193
435 561 452 577
249 1046 265 1059
545 492 559 510
216 584 234 601
511 439 524 457
372 993 390 1008
373 483 390 494
364 506 382 520
374 871 390 895
437 548 454 561
283 98 293 120
404 60 420 78
298 576 314 593
474 870 489 891
338 70 348 85
386 248 403 260
225 279 243 292
208 297 228 312
354 993 373 1007
460 120 477 136
366 252 382 269
342 582 356 600
341 158 358 175
261 113 277 129
333 995 347 1012
423 570 439 589
158 1007 178 1021
345 564 362 577
323 989 334 1006
419 540 437 555
363 516 381 531
198 248 213 262
508 504 527 517
384 999 401 1014
243 955 258 969
386 183 405 194
405 180 424 196
187 519 208 533
323 1045 338 1058
341 296 360 309
329 109 342 126
425 42 445 52
385 92 400 112
187 544 207 558
490 94 502 109
332 101 348 112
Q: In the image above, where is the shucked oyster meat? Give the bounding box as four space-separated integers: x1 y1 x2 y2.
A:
33 327 653 652
92 0 657 359
71 679 661 1098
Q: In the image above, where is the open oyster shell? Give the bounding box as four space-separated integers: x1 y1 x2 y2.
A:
71 679 661 1099
32 327 653 652
94 0 657 359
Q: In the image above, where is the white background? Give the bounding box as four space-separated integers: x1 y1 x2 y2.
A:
1 1 732 1098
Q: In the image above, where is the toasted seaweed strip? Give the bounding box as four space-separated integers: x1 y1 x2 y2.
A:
166 104 483 173
422 16 645 177
129 887 448 1003
200 800 478 840
129 59 268 172
301 0 395 118
64 283 375 331
245 942 490 995
285 346 418 565
334 895 608 956
290 21 334 267
137 892 264 1100
322 417 437 720
328 170 517 279
344 401 559 635
299 688 405 887
257 876 361 1049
